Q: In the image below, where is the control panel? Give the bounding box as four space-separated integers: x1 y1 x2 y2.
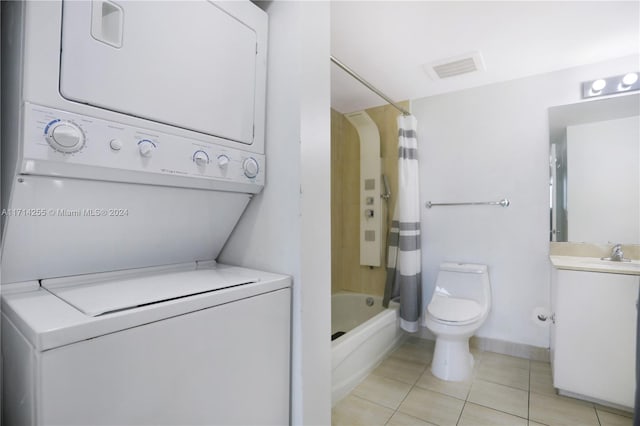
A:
22 104 265 192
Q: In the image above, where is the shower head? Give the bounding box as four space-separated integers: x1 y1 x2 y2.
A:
382 175 391 201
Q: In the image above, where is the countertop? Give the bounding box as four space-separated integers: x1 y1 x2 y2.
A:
550 255 640 276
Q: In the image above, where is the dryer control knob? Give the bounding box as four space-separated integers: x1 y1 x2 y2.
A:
242 157 259 179
217 154 230 168
138 140 156 158
193 150 210 166
109 139 123 151
45 121 85 153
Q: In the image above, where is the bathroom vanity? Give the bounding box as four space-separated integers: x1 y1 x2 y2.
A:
550 254 639 410
547 92 639 411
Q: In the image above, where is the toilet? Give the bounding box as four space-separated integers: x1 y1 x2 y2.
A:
424 262 491 382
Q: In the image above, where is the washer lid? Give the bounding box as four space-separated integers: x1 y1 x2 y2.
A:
427 293 483 323
42 267 259 317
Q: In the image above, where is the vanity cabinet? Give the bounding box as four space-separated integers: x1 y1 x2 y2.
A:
551 268 638 409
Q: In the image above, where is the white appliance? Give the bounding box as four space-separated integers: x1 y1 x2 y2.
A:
1 2 290 425
2 263 291 425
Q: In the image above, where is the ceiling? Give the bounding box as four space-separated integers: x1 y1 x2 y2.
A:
330 1 640 113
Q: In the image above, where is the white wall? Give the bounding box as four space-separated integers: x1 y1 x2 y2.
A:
298 3 332 425
412 55 639 348
567 116 640 243
219 2 331 425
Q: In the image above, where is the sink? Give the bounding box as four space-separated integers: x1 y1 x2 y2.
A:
550 255 640 275
578 258 640 272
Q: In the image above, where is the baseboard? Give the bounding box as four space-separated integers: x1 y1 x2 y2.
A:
410 331 550 362
469 336 550 362
557 389 633 414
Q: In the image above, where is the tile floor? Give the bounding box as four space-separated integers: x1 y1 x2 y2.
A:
332 338 633 426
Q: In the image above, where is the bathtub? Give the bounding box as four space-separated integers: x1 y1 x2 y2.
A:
331 292 405 405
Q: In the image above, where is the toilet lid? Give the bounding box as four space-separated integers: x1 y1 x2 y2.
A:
427 294 483 323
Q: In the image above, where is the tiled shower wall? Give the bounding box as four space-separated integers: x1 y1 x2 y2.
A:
331 102 409 296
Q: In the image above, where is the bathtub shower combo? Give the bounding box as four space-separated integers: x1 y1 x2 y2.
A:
330 60 412 405
329 109 403 405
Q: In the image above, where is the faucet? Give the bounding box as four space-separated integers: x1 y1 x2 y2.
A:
610 244 624 261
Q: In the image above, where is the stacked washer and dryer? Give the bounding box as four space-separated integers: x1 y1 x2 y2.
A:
1 1 291 425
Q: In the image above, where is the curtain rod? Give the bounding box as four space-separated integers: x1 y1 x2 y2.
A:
330 56 410 116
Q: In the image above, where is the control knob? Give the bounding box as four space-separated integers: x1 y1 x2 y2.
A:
45 120 85 153
242 157 259 179
217 154 230 169
138 140 156 158
193 150 210 166
109 139 123 151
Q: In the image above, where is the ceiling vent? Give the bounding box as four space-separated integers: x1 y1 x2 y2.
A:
423 51 485 80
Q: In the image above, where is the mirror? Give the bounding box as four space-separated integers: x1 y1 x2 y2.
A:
549 93 640 244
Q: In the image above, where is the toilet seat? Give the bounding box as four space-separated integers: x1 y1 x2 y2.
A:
427 293 483 324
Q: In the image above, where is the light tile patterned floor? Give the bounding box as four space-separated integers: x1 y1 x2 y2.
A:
332 338 633 426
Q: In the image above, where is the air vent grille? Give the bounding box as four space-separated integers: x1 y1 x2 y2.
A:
433 58 478 78
423 51 485 80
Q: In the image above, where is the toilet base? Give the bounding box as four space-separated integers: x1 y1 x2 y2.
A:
431 337 474 382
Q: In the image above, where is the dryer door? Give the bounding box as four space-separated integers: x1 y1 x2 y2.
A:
59 1 261 145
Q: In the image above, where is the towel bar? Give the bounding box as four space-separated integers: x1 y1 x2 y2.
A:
425 198 510 208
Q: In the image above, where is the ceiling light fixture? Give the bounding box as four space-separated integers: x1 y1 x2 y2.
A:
590 79 606 93
620 72 639 89
583 72 640 98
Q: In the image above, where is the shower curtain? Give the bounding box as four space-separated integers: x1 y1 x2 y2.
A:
383 114 422 333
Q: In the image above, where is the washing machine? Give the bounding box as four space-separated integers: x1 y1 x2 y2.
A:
1 1 290 425
2 263 291 425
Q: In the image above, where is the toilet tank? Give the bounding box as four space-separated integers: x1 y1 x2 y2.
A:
434 263 490 304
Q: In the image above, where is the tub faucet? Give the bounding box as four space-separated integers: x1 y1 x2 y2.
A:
610 244 624 261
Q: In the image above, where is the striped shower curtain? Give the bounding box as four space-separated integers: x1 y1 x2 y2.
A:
383 114 422 333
